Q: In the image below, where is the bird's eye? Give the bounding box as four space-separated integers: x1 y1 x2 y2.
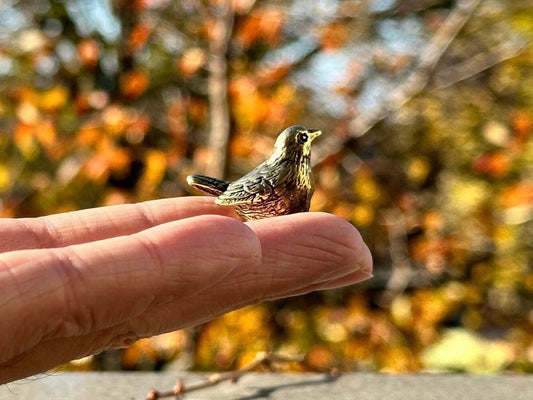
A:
297 132 308 144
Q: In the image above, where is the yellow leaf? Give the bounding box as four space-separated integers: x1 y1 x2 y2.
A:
0 163 11 192
138 149 167 196
352 203 374 227
40 86 69 112
407 156 430 184
14 123 38 159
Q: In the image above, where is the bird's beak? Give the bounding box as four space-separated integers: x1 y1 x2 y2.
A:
308 129 322 142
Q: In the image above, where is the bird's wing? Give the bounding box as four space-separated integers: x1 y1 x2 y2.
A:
216 162 289 206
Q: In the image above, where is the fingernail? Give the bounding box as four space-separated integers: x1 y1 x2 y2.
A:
358 270 374 281
316 263 360 282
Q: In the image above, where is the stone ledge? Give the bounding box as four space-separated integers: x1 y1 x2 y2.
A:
1 372 532 399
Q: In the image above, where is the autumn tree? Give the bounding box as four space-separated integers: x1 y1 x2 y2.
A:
0 0 532 373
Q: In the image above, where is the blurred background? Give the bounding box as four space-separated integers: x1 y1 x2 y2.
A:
0 0 532 374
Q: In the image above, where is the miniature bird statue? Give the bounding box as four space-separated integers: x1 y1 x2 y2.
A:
186 125 321 221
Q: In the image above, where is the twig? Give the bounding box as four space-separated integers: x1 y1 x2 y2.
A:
136 352 339 400
204 0 234 177
432 38 530 90
379 209 417 307
312 0 483 166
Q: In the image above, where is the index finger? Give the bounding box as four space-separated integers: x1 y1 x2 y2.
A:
0 196 236 252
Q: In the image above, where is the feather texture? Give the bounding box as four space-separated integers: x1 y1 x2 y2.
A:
187 126 321 221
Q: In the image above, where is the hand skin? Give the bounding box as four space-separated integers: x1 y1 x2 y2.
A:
0 197 372 384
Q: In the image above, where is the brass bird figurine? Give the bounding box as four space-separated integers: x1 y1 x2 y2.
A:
187 125 321 221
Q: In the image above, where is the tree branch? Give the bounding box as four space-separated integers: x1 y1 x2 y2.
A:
379 209 417 307
312 0 483 166
432 38 530 90
204 0 234 177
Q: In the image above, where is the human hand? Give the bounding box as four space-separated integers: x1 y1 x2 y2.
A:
0 197 372 383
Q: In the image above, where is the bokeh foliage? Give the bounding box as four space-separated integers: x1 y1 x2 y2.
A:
0 0 532 373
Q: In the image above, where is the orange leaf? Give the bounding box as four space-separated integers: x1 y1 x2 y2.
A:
257 64 291 87
77 123 102 146
497 182 533 208
109 147 132 172
35 119 57 148
128 21 153 53
83 154 110 182
320 22 349 51
235 10 284 48
78 39 100 68
472 152 511 178
307 345 335 370
511 110 532 146
119 70 150 99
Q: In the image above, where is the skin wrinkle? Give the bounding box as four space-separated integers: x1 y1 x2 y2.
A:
75 242 160 330
163 252 256 306
39 215 66 249
99 258 266 340
255 261 274 301
237 264 270 305
0 260 29 360
44 248 90 339
207 259 266 306
5 327 141 377
145 239 353 326
134 233 167 278
0 258 24 307
260 241 348 284
114 222 233 303
144 270 266 333
49 245 138 340
17 219 47 251
259 215 369 273
0 254 64 362
102 203 158 240
246 213 368 299
134 201 161 227
18 239 152 348
310 232 364 264
90 217 263 335
1 248 94 363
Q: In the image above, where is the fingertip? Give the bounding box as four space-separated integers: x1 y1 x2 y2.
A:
302 212 373 277
249 211 372 274
311 212 373 275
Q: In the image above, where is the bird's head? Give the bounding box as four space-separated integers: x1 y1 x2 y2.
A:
272 125 321 160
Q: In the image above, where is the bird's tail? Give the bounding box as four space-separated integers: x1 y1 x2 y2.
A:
186 174 230 197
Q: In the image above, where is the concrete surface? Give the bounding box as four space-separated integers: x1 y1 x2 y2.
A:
1 372 532 399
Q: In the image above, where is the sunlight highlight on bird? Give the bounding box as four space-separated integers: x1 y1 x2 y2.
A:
187 125 321 221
